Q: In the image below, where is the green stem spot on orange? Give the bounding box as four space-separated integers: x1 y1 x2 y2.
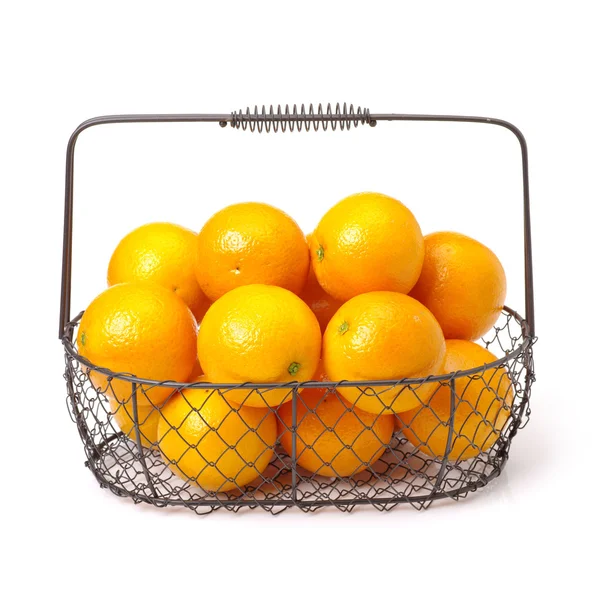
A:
80 332 87 346
316 245 324 262
339 321 349 335
288 362 301 376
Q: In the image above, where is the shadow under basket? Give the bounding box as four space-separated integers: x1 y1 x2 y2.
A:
58 108 536 513
62 307 534 514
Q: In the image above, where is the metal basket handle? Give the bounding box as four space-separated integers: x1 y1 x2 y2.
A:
59 106 534 338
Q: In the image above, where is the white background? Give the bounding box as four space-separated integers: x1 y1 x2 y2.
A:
1 1 598 598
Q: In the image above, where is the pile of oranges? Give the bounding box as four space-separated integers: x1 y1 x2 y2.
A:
78 192 511 492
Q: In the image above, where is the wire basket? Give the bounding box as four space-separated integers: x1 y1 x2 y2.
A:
59 105 536 513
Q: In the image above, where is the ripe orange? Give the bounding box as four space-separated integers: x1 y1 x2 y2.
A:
78 282 197 406
278 387 394 477
310 192 424 301
188 359 204 382
299 234 343 333
109 395 160 449
410 232 507 340
195 202 309 301
310 360 330 383
323 292 446 414
197 284 321 408
157 377 277 492
398 340 514 461
108 222 210 321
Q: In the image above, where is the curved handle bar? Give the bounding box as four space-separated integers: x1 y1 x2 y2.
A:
58 112 534 338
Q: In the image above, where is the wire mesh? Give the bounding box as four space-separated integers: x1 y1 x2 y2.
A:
62 307 535 514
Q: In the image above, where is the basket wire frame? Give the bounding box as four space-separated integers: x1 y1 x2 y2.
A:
59 106 536 513
63 307 533 514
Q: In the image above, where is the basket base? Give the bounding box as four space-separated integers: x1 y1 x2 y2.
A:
83 431 509 515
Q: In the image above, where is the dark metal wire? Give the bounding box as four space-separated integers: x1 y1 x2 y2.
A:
230 103 374 132
58 108 534 338
63 308 535 514
59 106 536 513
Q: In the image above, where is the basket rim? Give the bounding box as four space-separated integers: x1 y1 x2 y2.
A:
62 305 532 391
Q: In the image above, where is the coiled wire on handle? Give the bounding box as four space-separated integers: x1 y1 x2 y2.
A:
229 103 374 132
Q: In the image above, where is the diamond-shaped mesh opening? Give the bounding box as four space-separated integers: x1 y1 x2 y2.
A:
62 308 535 514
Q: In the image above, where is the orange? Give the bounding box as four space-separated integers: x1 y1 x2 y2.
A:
78 282 197 406
310 192 424 301
310 360 330 383
278 387 394 477
197 284 321 408
188 358 204 382
323 292 446 414
109 395 160 449
194 202 309 301
299 233 343 333
157 377 277 492
410 232 507 341
398 340 514 461
108 222 210 321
